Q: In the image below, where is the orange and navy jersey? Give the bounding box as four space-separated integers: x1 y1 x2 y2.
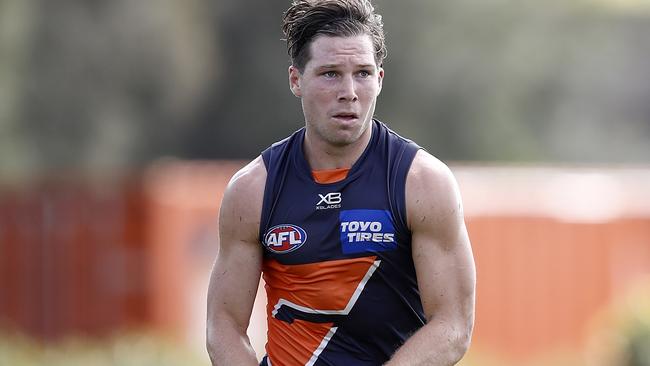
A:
259 120 424 366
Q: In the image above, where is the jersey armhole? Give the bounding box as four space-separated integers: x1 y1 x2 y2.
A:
388 143 422 238
259 150 273 244
258 131 302 244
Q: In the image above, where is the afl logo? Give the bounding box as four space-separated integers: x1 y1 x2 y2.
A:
264 224 307 254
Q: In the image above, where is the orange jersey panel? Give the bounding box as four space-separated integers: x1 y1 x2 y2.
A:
262 256 378 365
311 168 350 184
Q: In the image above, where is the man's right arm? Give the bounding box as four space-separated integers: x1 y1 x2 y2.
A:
206 156 266 366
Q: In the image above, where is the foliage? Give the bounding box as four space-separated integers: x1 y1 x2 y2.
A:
586 279 650 366
1 0 650 182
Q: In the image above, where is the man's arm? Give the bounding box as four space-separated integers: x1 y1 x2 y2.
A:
206 157 266 366
385 150 476 366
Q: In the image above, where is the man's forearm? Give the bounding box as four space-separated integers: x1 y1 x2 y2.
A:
206 319 259 366
384 319 472 366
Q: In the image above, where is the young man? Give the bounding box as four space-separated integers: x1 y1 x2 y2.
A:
206 1 476 365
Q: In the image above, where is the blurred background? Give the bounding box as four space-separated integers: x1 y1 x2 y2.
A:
1 0 650 365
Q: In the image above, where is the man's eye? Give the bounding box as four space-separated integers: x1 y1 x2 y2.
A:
358 70 371 77
323 71 337 78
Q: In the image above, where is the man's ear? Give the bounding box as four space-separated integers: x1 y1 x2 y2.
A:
289 65 302 97
377 67 384 96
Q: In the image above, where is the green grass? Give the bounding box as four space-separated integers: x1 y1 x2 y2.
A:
0 331 210 366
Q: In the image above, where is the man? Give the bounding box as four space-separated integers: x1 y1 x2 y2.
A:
206 0 476 365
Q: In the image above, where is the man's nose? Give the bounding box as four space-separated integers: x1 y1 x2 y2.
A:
337 75 358 102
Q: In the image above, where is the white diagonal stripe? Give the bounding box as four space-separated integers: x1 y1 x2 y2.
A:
270 260 381 365
305 326 338 366
269 260 381 364
271 260 380 317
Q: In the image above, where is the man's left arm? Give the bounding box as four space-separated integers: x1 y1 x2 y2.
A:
385 150 476 366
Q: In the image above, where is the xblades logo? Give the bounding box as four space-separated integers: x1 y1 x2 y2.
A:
318 192 341 205
316 192 342 210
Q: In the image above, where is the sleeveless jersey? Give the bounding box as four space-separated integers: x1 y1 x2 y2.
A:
259 120 424 366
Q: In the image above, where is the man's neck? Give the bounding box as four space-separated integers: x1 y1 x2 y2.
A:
303 125 373 171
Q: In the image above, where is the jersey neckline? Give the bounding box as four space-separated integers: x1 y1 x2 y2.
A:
295 120 380 187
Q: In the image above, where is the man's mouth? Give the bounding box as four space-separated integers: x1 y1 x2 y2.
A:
332 112 359 121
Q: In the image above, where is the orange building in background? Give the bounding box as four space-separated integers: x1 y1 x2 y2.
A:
455 166 650 361
1 162 649 363
141 162 650 363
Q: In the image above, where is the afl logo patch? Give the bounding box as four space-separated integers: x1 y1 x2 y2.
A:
264 224 307 254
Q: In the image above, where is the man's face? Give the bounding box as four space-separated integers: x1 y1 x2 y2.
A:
289 34 384 147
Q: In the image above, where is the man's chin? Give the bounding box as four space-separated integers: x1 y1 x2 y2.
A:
326 131 365 147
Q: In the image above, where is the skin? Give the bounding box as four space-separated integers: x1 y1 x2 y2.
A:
384 150 476 365
206 34 475 366
289 34 383 170
206 156 265 366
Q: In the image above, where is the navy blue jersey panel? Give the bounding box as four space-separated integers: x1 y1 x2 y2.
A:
259 120 424 365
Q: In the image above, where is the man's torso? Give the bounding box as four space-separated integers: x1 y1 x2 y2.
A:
259 120 425 366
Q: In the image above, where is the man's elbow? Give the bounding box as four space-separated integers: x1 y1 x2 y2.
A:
206 325 219 363
449 320 474 363
205 315 232 363
453 331 472 362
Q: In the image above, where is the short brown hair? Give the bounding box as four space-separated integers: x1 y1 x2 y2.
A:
282 0 387 71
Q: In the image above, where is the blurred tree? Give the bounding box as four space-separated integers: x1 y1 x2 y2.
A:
181 0 302 160
2 0 217 180
375 0 650 162
0 0 39 180
586 280 650 366
626 324 650 366
1 0 649 182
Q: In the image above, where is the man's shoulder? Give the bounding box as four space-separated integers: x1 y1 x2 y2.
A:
227 156 267 194
405 150 463 231
219 156 267 239
408 150 452 181
222 156 267 213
